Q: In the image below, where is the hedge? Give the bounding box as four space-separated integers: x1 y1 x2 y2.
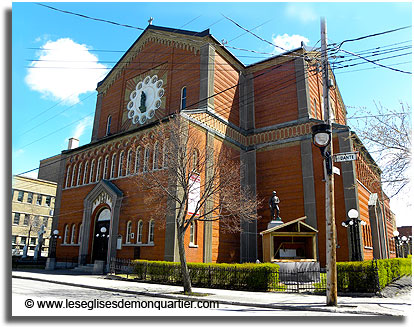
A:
132 260 279 291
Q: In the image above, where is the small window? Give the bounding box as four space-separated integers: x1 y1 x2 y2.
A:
27 192 33 204
13 213 20 225
126 221 132 244
180 87 187 110
64 225 69 244
66 166 71 188
17 191 24 202
118 151 125 177
153 142 159 170
83 161 89 184
190 221 196 245
71 224 76 244
96 158 102 182
12 235 17 244
89 159 95 183
77 163 82 185
36 194 42 205
143 147 150 172
45 196 52 207
30 238 36 245
162 141 168 169
137 220 143 244
148 220 155 244
71 164 77 187
106 115 112 136
20 236 27 246
135 148 141 174
78 223 83 244
103 156 109 179
110 154 117 179
126 150 132 176
24 214 30 226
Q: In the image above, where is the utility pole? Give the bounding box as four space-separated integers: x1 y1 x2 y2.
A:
321 17 337 306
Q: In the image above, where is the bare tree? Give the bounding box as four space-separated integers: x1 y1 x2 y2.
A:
130 114 260 294
349 102 411 197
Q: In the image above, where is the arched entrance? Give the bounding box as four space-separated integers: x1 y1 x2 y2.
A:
92 208 111 263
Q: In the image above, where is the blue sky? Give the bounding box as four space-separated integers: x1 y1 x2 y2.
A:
11 1 412 224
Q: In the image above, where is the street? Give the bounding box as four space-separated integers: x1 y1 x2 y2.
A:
12 277 360 316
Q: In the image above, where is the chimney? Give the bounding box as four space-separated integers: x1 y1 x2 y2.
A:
68 137 79 150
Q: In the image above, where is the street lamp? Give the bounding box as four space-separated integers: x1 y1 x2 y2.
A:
49 229 61 259
341 209 363 261
311 124 333 175
393 231 400 257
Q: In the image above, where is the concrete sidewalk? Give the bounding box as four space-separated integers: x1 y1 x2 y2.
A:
11 269 412 316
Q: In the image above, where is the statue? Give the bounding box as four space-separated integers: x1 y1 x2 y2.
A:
269 191 281 221
139 91 147 113
34 225 45 261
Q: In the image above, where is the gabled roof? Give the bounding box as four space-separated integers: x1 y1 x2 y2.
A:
260 216 318 235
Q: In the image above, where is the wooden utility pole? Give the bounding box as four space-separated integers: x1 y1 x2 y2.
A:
321 17 338 306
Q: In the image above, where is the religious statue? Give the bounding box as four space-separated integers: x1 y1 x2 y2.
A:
34 225 45 261
269 190 281 220
139 91 147 113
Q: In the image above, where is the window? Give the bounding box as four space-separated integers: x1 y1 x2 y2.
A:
153 142 159 170
137 220 143 244
83 161 89 184
162 141 168 169
126 150 132 176
63 225 69 244
71 224 76 244
148 220 154 244
45 196 52 207
17 191 24 202
24 214 30 226
96 158 102 182
106 115 112 136
71 164 76 187
36 194 42 205
190 221 196 245
88 159 95 183
13 213 20 225
20 236 27 246
43 216 48 226
27 192 33 204
12 235 17 244
135 148 141 174
126 221 132 244
33 215 40 226
192 149 199 172
78 223 83 244
118 151 125 177
77 163 82 185
180 86 187 109
66 166 71 188
103 156 109 179
110 154 117 179
143 147 150 172
30 238 36 245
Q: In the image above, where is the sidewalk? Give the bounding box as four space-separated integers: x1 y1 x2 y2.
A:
12 269 412 316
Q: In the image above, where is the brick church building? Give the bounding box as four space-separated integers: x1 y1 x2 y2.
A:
49 25 396 268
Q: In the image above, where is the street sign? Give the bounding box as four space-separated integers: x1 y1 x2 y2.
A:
333 152 358 162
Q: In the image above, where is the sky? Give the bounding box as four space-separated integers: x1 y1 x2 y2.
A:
10 1 412 226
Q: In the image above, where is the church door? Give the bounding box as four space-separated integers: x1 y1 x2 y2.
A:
92 208 111 263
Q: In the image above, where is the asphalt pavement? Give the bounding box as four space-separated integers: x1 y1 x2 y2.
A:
11 268 412 317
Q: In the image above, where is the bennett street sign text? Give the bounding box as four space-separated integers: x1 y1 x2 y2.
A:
333 152 358 162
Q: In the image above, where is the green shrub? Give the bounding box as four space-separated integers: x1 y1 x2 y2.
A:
131 260 279 291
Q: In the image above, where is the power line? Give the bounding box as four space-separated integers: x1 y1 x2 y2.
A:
36 3 145 30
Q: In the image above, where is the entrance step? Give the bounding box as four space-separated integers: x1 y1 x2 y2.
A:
72 264 95 274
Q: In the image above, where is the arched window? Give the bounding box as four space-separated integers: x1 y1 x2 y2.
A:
148 220 155 244
106 115 112 136
190 221 196 245
77 163 82 186
110 154 117 179
143 146 150 172
96 157 102 182
153 142 159 170
162 140 168 169
118 151 125 177
83 161 89 184
78 223 83 244
126 149 132 176
89 159 95 183
137 220 143 244
70 224 76 244
103 155 109 179
66 166 71 188
126 221 132 244
135 147 141 174
180 86 187 109
71 164 76 187
63 225 69 244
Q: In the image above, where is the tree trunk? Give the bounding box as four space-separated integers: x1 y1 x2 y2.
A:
177 229 192 294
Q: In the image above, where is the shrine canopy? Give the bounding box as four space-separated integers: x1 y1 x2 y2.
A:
260 216 318 263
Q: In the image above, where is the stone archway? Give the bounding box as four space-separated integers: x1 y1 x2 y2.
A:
92 208 111 263
78 180 122 266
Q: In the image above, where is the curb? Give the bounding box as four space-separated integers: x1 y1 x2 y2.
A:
12 274 396 316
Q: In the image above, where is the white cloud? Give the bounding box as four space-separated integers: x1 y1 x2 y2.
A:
72 116 93 140
285 3 318 23
25 38 108 104
271 34 309 54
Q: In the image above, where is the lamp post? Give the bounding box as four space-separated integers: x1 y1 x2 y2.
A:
49 229 61 259
393 230 400 258
341 209 365 261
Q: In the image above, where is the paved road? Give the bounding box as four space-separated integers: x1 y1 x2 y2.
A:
12 278 360 316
